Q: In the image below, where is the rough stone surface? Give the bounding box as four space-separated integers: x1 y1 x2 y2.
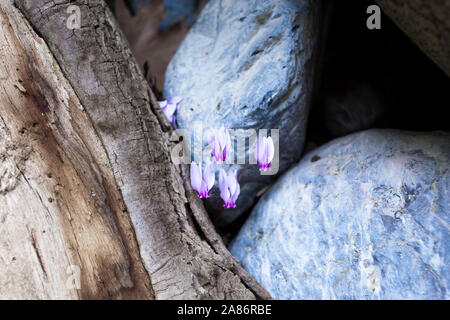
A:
230 129 450 299
164 0 322 224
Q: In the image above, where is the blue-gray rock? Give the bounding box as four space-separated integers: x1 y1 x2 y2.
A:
159 0 198 30
230 129 450 299
164 0 322 224
124 0 199 29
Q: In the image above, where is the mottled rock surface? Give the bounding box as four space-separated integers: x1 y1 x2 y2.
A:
164 0 322 224
230 129 450 299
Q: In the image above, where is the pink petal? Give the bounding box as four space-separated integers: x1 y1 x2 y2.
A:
215 128 224 149
170 96 183 104
203 163 215 191
226 172 237 195
222 146 227 161
158 100 167 108
190 162 202 193
200 180 209 198
213 138 220 160
262 137 271 164
266 136 275 163
164 101 177 117
217 126 227 149
220 188 231 204
218 169 227 192
256 136 266 163
205 128 215 146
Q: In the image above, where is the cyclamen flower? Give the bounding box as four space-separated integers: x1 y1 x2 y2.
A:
255 136 274 171
158 96 182 128
206 126 231 162
190 162 215 198
219 169 240 208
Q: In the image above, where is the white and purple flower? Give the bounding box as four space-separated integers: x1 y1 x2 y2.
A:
218 169 240 208
206 126 231 162
158 96 182 128
255 136 274 171
190 162 215 198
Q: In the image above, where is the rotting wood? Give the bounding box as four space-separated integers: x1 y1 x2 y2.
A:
0 0 153 299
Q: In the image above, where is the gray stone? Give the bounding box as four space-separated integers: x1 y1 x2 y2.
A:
159 0 199 30
164 0 322 224
230 129 450 299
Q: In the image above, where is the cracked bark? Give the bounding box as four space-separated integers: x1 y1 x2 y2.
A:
0 0 270 299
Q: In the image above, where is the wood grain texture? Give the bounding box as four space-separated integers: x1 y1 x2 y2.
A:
377 0 450 76
5 0 270 299
115 0 190 92
0 0 153 299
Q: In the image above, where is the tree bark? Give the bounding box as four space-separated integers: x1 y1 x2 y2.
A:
0 0 271 300
376 0 450 77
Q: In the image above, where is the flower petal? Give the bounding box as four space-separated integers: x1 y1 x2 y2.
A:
190 162 202 193
220 187 231 203
215 127 223 149
164 101 177 117
256 136 266 163
222 145 227 162
263 136 271 164
203 163 215 191
218 126 227 149
218 168 230 203
158 100 167 108
266 136 275 163
205 128 215 146
218 169 227 192
213 138 220 160
170 96 183 104
200 180 209 197
226 172 237 195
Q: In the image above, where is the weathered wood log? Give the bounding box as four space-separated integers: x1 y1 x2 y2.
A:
0 0 153 299
376 0 450 77
0 0 270 300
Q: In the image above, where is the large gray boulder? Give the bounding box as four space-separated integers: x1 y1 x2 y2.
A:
164 0 322 225
230 129 450 299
